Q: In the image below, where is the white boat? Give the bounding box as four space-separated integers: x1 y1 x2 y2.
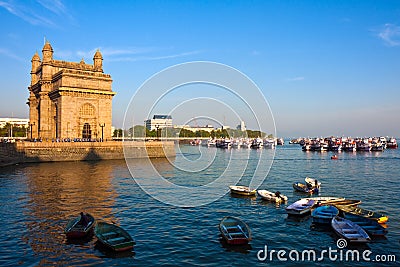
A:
285 199 316 215
257 190 288 202
229 185 256 196
305 177 321 188
331 216 371 243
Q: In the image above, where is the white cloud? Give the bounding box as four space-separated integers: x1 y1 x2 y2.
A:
56 47 201 62
0 0 72 27
287 76 305 81
377 23 400 47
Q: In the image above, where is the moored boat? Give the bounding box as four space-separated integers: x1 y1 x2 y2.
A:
387 137 398 149
219 216 252 245
336 205 388 224
94 222 135 252
65 212 95 239
331 216 371 243
331 155 338 160
229 185 256 196
311 205 339 224
257 190 288 202
343 213 388 237
286 199 316 215
305 177 321 188
292 182 318 194
324 199 361 207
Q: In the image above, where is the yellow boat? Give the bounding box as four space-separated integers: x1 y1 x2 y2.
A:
229 185 256 196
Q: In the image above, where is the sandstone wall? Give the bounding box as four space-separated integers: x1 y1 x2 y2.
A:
0 141 175 166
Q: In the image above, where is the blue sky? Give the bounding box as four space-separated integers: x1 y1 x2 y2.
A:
0 0 399 137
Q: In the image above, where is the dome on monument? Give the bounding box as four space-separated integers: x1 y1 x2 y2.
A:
32 52 40 61
42 41 53 52
93 50 103 59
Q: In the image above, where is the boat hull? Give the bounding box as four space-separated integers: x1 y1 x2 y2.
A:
65 213 95 239
311 206 339 224
331 216 371 243
286 199 316 215
95 222 135 252
219 216 251 245
229 186 256 196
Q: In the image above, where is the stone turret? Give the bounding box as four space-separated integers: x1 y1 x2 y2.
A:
31 52 41 85
42 41 53 63
93 50 103 72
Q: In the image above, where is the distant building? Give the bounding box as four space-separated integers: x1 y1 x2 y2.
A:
174 124 214 133
0 118 29 128
145 115 173 130
27 41 115 140
237 121 246 131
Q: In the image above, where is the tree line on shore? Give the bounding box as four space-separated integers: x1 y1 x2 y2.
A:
113 125 272 139
0 124 27 137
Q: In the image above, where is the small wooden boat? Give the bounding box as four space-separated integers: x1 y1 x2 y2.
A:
311 205 339 224
219 216 252 245
292 182 318 194
95 222 135 252
304 197 345 204
64 213 95 238
331 216 371 243
331 155 338 160
229 185 256 196
257 190 288 202
336 205 388 224
305 177 321 188
343 213 388 237
324 199 361 207
286 199 316 215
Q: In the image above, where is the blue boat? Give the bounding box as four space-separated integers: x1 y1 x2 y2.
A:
311 205 339 224
343 213 388 237
331 216 371 243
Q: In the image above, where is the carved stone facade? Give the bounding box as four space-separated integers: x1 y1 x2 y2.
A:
27 41 115 140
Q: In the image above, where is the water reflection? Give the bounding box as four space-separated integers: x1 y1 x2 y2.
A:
21 160 126 264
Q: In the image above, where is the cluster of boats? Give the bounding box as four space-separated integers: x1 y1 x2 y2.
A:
191 137 285 149
226 183 389 245
64 212 135 252
297 136 398 152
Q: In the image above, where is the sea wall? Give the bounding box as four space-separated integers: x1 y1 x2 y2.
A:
0 141 175 166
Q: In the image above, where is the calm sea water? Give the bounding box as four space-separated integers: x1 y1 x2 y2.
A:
0 144 399 266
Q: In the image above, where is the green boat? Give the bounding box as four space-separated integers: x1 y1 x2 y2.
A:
94 222 135 252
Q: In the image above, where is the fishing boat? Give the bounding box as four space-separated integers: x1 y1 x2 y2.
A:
257 190 288 202
311 205 339 224
304 197 345 204
286 199 316 215
219 216 252 245
336 205 388 224
305 177 321 188
331 216 371 243
343 213 388 237
64 213 95 238
324 199 362 207
94 222 135 252
229 185 256 196
387 137 398 149
292 182 318 194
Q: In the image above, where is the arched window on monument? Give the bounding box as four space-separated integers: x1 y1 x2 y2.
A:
82 123 91 139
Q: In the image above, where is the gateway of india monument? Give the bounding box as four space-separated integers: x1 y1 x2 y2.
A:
0 41 175 166
28 41 115 140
